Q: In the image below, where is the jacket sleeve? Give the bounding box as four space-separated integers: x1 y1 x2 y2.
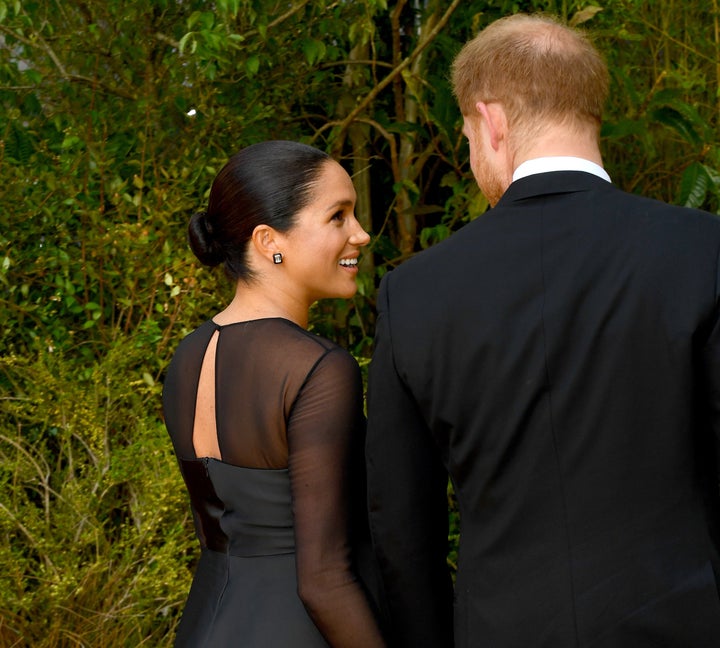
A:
366 274 454 648
701 246 720 489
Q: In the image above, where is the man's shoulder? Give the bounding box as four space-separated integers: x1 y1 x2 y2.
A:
609 186 720 232
385 218 488 281
507 172 720 232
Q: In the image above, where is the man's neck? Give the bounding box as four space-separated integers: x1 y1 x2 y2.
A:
511 125 603 170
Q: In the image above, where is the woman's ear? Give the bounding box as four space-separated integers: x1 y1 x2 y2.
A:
250 224 283 265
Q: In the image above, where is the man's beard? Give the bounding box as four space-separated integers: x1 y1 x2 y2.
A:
473 156 507 207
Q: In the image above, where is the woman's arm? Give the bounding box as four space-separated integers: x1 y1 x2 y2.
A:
287 346 386 647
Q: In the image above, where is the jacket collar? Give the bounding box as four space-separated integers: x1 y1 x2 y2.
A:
497 170 614 207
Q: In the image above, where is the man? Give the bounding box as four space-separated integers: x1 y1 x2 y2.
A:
366 13 720 648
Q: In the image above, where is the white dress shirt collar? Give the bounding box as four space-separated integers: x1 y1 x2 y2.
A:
512 156 611 183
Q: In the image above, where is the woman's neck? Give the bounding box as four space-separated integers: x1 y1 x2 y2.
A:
213 284 310 329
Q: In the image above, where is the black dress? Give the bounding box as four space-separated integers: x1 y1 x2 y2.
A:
163 318 385 647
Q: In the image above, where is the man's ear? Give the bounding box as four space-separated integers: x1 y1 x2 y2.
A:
475 101 507 152
251 224 282 264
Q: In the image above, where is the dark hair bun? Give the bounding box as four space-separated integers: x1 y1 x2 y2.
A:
188 141 331 281
188 210 225 267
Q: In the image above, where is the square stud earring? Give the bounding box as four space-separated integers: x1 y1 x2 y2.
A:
273 252 283 264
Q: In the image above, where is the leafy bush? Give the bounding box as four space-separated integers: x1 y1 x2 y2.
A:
1 0 718 644
0 340 191 646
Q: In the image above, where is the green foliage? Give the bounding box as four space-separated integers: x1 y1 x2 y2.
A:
1 0 718 642
0 342 191 646
595 0 720 211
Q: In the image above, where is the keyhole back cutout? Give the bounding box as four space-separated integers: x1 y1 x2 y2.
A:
193 329 222 460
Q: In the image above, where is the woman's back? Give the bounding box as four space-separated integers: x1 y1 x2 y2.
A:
163 318 383 647
163 317 359 468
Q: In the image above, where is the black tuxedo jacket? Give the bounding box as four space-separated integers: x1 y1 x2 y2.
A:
366 171 720 647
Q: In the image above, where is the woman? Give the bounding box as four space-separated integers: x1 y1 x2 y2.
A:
162 141 386 647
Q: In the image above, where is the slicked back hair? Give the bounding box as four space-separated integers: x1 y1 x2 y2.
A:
188 141 331 282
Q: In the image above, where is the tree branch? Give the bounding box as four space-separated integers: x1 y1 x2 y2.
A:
0 24 137 100
237 0 311 39
312 0 462 144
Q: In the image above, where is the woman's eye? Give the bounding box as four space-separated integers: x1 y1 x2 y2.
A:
331 211 345 222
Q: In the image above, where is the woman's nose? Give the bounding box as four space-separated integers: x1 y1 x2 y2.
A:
351 218 371 247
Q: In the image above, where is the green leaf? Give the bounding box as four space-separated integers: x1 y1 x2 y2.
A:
8 122 33 163
23 68 43 84
371 234 400 262
245 55 260 76
569 6 603 27
601 118 645 140
187 11 202 29
301 38 326 66
178 32 196 56
420 224 451 249
679 161 709 208
198 11 215 30
61 135 82 149
392 179 420 203
650 106 702 147
703 164 720 189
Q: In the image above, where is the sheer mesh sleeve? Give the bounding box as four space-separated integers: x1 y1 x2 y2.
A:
287 347 386 647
